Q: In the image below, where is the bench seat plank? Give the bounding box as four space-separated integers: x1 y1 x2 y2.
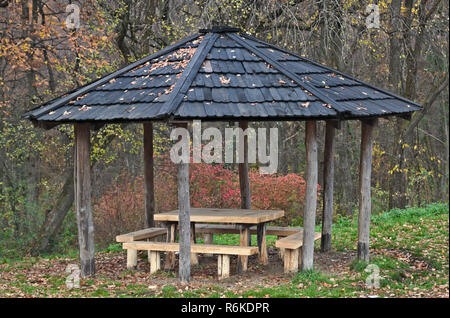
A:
275 231 321 249
116 227 167 243
123 241 258 256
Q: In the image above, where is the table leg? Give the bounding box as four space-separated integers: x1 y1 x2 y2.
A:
237 224 250 274
203 233 214 257
164 222 177 270
257 222 268 265
190 222 199 265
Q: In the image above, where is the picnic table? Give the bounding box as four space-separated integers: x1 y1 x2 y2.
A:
154 208 284 272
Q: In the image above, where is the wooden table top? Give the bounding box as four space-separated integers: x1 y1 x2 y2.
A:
154 208 284 224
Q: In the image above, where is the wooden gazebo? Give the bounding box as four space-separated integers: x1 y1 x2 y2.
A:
23 26 422 283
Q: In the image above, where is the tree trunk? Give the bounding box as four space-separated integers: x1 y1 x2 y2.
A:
36 171 74 253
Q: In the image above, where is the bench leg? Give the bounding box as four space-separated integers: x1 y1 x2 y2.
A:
279 248 285 260
283 248 299 273
164 222 176 270
257 223 268 265
218 255 230 280
237 224 250 274
149 251 161 274
127 249 137 269
203 234 214 257
298 247 303 270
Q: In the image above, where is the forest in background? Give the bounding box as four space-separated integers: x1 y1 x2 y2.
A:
0 0 448 257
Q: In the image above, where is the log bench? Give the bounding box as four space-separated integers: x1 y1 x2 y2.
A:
116 227 167 269
122 241 258 280
275 231 321 273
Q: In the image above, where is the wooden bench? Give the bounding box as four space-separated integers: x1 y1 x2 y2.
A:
122 241 258 280
275 231 321 273
116 228 167 269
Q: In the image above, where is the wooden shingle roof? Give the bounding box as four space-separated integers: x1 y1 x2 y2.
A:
23 26 422 124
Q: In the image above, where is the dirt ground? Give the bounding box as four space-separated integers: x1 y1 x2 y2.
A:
91 247 359 289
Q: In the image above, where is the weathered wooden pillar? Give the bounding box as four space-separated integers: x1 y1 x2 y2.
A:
238 121 251 210
74 123 95 277
357 118 378 262
143 122 155 228
238 121 252 261
321 121 336 252
302 121 318 270
177 122 191 283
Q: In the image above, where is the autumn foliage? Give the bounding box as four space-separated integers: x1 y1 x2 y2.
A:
93 155 309 246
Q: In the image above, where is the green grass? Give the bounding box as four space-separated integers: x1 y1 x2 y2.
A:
0 203 448 298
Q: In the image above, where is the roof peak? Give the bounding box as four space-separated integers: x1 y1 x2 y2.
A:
199 26 241 34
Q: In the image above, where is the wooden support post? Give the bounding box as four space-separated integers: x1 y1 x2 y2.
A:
302 121 318 271
144 123 155 228
357 119 377 262
218 254 230 280
238 121 252 247
257 222 268 265
74 123 95 277
164 222 177 269
127 249 137 269
149 251 161 274
237 224 250 274
177 123 191 284
238 121 251 210
321 121 335 252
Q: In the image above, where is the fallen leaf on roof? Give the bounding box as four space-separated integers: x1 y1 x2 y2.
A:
63 111 71 116
202 60 213 72
79 105 91 111
278 79 287 84
127 106 136 113
220 75 231 84
301 102 310 108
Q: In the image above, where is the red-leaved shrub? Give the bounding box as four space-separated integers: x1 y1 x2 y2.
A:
93 155 313 245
